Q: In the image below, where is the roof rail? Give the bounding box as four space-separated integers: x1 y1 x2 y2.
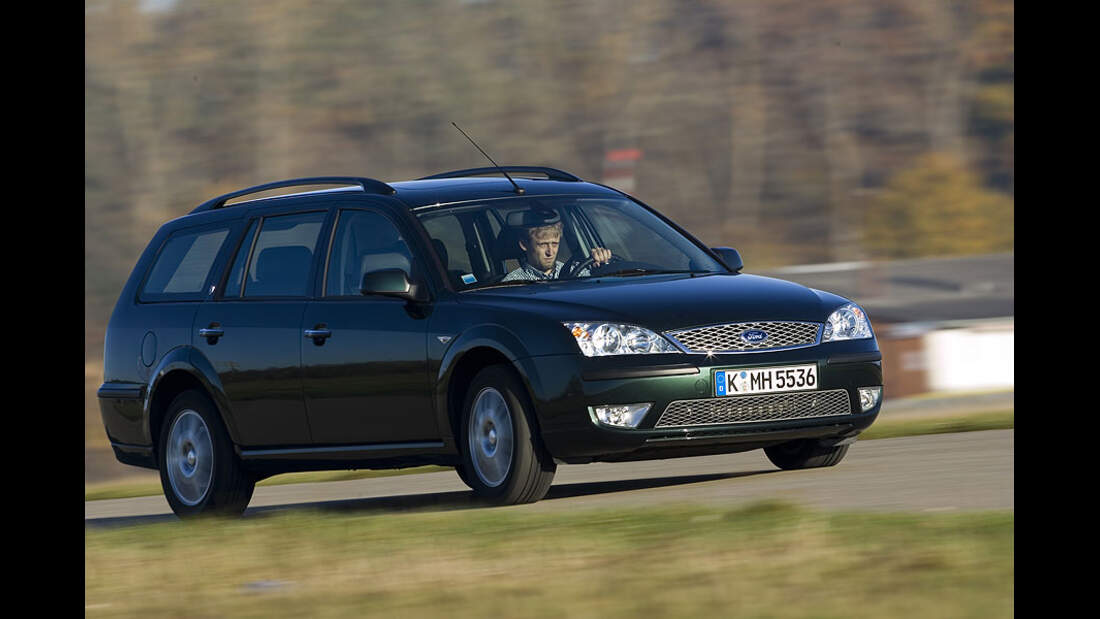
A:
190 177 396 213
418 166 582 183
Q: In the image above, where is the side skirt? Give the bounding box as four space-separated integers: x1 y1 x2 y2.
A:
236 440 461 475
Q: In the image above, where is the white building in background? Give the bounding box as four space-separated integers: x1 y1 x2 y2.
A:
760 253 1014 397
921 320 1014 392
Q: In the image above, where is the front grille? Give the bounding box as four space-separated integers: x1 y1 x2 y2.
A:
654 389 851 427
666 321 821 353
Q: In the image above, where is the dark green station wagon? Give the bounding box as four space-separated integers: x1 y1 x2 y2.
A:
98 166 883 517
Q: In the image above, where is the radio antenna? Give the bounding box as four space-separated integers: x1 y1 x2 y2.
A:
451 122 524 194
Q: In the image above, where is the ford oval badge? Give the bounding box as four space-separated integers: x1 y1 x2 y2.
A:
741 329 768 344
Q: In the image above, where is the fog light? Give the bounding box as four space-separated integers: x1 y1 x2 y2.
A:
591 403 652 428
858 387 882 412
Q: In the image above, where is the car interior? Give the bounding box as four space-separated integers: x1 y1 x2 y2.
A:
423 203 591 288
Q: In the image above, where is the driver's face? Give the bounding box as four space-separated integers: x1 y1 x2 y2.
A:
521 229 561 273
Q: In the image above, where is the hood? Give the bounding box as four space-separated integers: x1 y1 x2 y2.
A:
460 272 840 331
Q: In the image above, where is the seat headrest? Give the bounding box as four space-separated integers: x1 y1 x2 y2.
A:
494 226 527 263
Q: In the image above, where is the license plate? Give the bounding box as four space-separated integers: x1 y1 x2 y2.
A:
714 364 818 396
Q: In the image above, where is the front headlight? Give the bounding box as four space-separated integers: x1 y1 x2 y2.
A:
822 303 873 342
563 322 680 356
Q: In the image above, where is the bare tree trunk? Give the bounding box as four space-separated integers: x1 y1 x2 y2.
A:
819 2 867 263
724 1 766 249
253 2 293 182
926 0 968 163
105 6 168 235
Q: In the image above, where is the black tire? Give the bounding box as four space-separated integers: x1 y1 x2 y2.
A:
460 365 556 504
764 439 850 470
157 390 255 518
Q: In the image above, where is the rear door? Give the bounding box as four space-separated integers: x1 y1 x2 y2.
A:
300 205 438 445
193 207 331 447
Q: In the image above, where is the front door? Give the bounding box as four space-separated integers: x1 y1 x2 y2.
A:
300 207 437 445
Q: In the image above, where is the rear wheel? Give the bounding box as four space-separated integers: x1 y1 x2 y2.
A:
460 366 556 504
764 439 850 470
158 390 255 518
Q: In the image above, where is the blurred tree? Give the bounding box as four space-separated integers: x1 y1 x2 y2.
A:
716 0 766 254
85 0 1014 361
965 0 1014 193
864 152 1013 258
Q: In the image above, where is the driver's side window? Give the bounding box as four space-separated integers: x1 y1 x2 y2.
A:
324 210 415 297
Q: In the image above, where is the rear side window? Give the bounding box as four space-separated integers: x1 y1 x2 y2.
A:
242 211 326 298
140 226 231 302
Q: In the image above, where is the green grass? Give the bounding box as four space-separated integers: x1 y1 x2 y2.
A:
84 501 1014 618
860 409 1013 440
84 409 1014 502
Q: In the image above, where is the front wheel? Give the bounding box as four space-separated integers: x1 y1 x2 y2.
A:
157 390 255 518
764 439 850 470
460 366 556 504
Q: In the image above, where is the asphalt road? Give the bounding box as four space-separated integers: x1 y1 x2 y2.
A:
85 429 1013 526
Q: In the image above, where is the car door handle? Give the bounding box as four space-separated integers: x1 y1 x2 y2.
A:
199 324 224 345
304 329 332 339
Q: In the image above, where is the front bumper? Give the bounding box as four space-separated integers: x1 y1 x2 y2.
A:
515 341 883 463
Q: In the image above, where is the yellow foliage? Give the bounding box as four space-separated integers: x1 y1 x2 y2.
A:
864 153 1013 259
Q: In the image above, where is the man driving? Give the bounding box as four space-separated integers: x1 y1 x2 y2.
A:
502 209 612 281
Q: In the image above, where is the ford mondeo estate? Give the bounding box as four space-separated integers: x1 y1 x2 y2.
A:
97 167 883 517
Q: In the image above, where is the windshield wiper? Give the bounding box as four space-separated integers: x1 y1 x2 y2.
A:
466 269 707 290
466 279 551 291
592 268 706 278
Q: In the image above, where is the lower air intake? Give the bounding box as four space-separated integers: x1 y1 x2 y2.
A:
654 389 852 427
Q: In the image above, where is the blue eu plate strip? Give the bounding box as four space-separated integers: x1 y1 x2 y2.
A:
715 370 727 396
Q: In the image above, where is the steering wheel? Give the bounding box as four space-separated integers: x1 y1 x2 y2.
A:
561 253 623 279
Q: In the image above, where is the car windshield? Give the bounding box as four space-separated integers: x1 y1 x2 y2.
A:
415 195 726 290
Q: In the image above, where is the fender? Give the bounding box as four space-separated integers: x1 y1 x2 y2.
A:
144 345 242 445
432 323 533 441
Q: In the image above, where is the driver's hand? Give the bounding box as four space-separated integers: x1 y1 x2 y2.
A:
591 247 612 266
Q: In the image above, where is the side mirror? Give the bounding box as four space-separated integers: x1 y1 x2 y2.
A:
361 268 427 302
711 247 744 273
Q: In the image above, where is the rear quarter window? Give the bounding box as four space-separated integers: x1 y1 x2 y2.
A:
139 226 231 302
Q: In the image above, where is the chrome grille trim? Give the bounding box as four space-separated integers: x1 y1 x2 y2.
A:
665 321 822 353
654 389 851 427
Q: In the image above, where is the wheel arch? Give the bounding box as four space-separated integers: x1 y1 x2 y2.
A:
145 346 241 455
444 347 514 444
435 324 544 448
